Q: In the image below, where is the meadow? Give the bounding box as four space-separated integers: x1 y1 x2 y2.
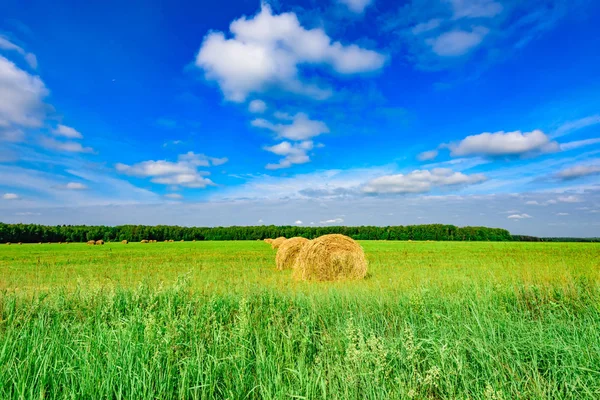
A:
1 241 599 399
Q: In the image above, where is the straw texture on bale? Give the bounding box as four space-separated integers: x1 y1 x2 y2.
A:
264 238 273 244
293 234 367 281
271 237 287 249
95 240 104 245
276 237 309 270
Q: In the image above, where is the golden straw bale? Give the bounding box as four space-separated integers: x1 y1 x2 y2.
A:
95 240 104 245
271 237 287 249
122 240 128 244
141 239 149 243
293 234 367 281
87 240 95 245
276 237 309 270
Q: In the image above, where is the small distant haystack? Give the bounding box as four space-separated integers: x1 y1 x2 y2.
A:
180 239 184 242
122 240 128 244
169 239 174 243
6 242 10 245
294 234 367 281
95 240 104 245
264 238 273 244
38 242 42 245
164 240 168 243
141 239 149 244
87 240 95 245
271 237 287 249
193 239 196 242
276 237 309 270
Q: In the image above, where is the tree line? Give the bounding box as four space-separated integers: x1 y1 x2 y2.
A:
1 222 596 243
0 223 519 243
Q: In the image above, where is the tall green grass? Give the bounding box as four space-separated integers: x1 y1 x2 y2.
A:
1 241 599 398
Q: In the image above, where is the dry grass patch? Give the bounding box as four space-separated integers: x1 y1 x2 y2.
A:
275 237 309 271
294 234 367 281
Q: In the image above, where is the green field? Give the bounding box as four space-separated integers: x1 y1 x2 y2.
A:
1 241 599 399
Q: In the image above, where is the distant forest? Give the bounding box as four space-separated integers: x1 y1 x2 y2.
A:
0 223 597 243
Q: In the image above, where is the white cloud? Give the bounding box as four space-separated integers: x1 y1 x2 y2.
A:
52 124 83 139
450 0 503 19
248 99 267 113
0 36 37 69
560 138 600 152
295 220 303 224
412 19 442 35
40 137 94 153
427 27 489 57
264 140 314 170
555 164 600 180
115 152 225 189
165 193 183 200
556 212 569 216
418 150 438 161
557 195 581 203
0 55 48 128
449 130 558 157
2 193 20 200
0 128 25 142
525 200 539 205
338 0 373 14
252 112 329 141
363 168 486 194
320 218 344 224
507 213 532 219
56 182 88 190
552 115 600 138
194 4 386 102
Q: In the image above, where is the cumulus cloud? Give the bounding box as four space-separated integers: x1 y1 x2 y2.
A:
320 218 344 224
194 4 386 102
248 99 267 113
363 168 486 194
338 0 373 13
557 195 581 203
418 150 438 161
40 137 94 153
0 36 37 69
116 152 226 189
295 220 303 224
52 124 83 139
0 55 48 128
252 112 329 141
555 164 600 180
2 193 20 200
449 130 558 157
507 213 532 219
427 27 489 57
264 141 314 170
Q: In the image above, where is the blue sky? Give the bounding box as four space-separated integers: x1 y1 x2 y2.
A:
1 0 599 236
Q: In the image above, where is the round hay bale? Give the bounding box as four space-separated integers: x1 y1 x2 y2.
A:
169 239 174 243
293 234 367 281
95 240 104 245
271 237 287 249
18 242 22 245
276 237 309 270
6 242 10 245
87 240 95 245
141 239 148 243
122 240 128 244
